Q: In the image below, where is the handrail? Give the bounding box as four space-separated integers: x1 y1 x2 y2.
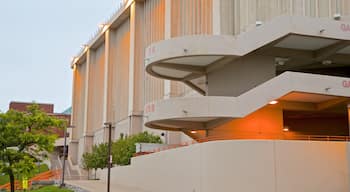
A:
0 169 61 190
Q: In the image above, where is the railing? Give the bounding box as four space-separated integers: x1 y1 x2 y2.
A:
136 134 350 155
0 169 61 191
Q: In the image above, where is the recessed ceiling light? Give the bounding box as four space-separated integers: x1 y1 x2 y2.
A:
275 57 289 66
269 100 278 105
322 60 332 65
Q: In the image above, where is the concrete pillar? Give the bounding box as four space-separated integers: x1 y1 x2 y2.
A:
83 50 91 136
102 30 113 142
128 1 145 135
212 0 221 35
68 140 79 165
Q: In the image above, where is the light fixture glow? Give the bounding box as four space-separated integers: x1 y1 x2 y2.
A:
190 131 197 134
269 100 278 105
283 127 289 132
322 60 332 65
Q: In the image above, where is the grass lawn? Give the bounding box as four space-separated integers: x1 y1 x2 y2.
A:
0 164 49 185
29 186 73 192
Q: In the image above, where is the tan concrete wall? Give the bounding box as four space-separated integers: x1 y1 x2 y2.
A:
72 61 87 139
144 0 165 104
97 140 350 192
171 0 212 37
68 141 79 165
207 55 276 97
208 107 284 139
107 20 130 123
220 0 350 35
87 45 105 133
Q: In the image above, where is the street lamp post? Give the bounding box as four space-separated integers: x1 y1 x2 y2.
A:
60 125 74 188
104 122 113 192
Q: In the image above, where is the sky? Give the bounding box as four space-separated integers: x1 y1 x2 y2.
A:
0 0 121 113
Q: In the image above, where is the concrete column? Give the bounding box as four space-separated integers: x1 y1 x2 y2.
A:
102 30 111 142
80 50 94 158
71 67 78 140
103 30 110 126
212 0 221 35
68 140 79 165
83 50 91 136
128 1 145 135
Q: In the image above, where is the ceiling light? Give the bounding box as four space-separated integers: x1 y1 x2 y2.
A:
190 131 197 134
283 127 289 132
322 60 332 65
275 57 289 66
269 100 278 105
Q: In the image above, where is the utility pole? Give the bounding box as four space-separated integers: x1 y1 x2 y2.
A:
104 122 113 192
60 125 74 188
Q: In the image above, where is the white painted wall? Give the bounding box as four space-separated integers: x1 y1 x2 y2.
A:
97 140 350 192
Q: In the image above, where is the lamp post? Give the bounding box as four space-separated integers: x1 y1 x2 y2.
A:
104 122 113 192
60 125 74 188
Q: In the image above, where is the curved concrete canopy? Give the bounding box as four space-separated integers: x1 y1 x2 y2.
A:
145 15 350 94
144 72 350 130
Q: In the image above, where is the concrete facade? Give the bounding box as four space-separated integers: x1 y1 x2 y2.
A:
98 140 350 192
70 0 350 190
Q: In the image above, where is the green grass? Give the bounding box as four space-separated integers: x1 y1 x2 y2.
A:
29 186 73 192
0 164 49 185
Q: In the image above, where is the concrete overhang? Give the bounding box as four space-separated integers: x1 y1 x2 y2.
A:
145 15 350 94
144 72 350 131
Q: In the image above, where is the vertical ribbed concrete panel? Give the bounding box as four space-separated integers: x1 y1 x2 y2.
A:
107 20 130 125
171 0 212 37
87 45 105 134
220 0 348 36
73 62 87 139
144 0 165 104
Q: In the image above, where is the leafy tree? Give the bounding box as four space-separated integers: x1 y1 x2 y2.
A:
81 152 93 180
112 132 162 166
81 143 108 179
0 104 65 192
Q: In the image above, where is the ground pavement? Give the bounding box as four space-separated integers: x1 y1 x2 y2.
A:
66 180 148 192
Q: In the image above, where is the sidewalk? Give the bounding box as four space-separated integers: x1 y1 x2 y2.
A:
66 180 148 192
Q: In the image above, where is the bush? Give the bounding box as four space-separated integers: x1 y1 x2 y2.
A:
112 132 162 165
81 131 162 172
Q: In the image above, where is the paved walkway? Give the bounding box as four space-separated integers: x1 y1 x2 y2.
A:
66 180 148 192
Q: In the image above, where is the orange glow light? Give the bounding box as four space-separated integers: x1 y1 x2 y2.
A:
283 127 289 132
269 100 278 105
190 131 197 134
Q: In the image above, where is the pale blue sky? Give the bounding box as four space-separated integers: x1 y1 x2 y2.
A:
0 0 121 112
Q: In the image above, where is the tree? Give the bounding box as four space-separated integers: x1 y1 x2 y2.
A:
81 143 108 180
0 104 65 192
112 132 162 166
81 152 93 180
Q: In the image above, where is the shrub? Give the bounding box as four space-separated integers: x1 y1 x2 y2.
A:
112 132 162 165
